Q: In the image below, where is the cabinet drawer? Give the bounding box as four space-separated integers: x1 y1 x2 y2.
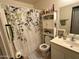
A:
51 42 79 59
64 49 75 59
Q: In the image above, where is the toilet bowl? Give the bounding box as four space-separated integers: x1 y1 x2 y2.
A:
39 43 50 52
39 36 51 56
39 43 50 56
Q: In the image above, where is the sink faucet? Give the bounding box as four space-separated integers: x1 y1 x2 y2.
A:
71 34 75 41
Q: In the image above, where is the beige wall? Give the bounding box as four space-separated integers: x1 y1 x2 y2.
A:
34 0 79 34
34 0 54 9
56 0 79 8
59 5 72 33
34 0 79 9
0 0 34 8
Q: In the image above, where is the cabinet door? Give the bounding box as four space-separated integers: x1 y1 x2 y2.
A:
72 52 79 59
51 48 64 59
65 53 74 59
51 43 64 59
64 48 75 59
75 54 79 59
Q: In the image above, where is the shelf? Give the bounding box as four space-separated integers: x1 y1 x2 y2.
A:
43 28 54 30
42 13 54 17
43 32 54 37
42 19 54 20
42 13 54 20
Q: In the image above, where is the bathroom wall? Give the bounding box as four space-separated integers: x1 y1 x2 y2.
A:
0 0 34 8
34 0 79 33
34 0 79 9
59 5 72 33
34 0 54 9
55 0 79 8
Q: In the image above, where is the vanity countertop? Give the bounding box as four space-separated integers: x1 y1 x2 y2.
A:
50 37 79 53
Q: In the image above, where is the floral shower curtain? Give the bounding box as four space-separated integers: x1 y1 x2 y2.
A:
4 5 41 59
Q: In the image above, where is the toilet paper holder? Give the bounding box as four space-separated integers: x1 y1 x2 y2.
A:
16 52 24 59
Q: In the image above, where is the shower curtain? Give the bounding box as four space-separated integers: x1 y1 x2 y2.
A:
4 5 41 59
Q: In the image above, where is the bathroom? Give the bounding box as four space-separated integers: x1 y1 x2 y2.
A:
0 0 79 59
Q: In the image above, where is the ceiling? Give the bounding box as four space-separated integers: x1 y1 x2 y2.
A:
15 0 38 4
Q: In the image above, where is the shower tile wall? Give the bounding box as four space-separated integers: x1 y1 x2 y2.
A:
4 5 42 59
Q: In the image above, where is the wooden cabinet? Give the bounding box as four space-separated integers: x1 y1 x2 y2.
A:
51 42 79 59
64 47 75 59
51 47 64 59
64 52 75 59
75 53 79 59
51 43 64 59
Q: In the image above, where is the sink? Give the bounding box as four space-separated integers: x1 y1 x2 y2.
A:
63 39 79 48
51 37 79 53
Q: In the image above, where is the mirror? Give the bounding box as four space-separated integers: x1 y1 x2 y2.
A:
59 2 79 35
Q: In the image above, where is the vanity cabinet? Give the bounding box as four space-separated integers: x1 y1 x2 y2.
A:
51 42 79 59
64 48 75 59
51 42 64 59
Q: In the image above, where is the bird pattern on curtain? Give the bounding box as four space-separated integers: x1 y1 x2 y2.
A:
4 5 41 59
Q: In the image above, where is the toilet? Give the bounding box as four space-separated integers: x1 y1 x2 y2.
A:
39 36 51 57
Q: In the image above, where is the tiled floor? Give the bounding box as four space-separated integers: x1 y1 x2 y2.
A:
36 48 51 59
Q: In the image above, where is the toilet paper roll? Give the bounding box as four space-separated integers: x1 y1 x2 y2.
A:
16 51 22 59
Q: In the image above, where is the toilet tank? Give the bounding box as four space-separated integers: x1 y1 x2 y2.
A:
45 36 52 45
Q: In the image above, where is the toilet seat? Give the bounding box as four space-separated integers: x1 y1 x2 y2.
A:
39 43 50 52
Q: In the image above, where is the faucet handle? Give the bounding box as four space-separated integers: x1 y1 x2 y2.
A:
71 35 75 41
71 37 74 41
